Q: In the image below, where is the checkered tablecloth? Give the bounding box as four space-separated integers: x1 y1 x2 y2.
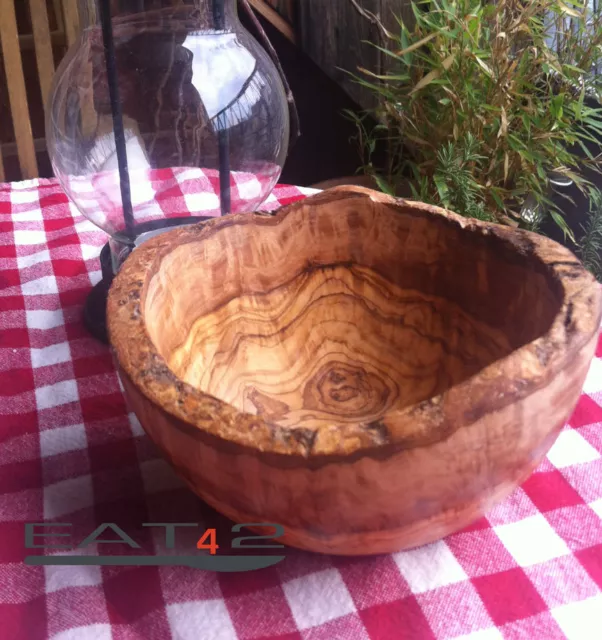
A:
1 174 602 640
60 166 283 237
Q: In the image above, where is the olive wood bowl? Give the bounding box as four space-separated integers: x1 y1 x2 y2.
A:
107 186 602 555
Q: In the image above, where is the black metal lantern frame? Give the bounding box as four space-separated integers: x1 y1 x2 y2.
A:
84 0 299 343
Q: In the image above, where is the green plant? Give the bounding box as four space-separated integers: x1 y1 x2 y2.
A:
346 0 602 259
579 189 602 279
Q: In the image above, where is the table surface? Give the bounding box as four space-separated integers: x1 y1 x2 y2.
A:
1 174 602 640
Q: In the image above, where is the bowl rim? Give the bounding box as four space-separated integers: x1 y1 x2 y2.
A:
107 186 602 459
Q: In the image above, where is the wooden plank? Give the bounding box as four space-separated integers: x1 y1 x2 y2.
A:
298 0 382 108
19 30 67 50
61 0 80 47
248 0 297 44
1 137 48 157
266 0 295 23
83 0 96 23
53 0 65 32
76 1 97 138
0 0 39 178
379 0 414 27
29 0 56 107
296 0 414 108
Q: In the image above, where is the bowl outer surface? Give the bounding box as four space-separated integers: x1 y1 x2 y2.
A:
107 186 602 553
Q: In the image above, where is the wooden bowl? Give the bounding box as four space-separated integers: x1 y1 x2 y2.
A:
107 186 602 555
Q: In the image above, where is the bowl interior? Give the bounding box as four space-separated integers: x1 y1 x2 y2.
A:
143 197 562 430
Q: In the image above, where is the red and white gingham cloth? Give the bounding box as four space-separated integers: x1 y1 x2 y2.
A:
61 166 283 236
1 172 602 640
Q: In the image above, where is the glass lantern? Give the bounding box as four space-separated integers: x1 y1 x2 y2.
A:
46 0 291 274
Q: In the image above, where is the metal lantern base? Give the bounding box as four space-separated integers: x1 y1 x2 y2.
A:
83 216 216 344
83 243 114 345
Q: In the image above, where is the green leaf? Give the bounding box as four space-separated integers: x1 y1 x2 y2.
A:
438 28 461 39
563 63 587 74
577 139 595 160
369 44 407 65
373 174 395 196
550 210 576 242
491 190 506 211
400 25 410 54
395 32 438 58
507 134 527 151
434 173 450 204
411 2 426 26
557 1 582 18
536 165 548 182
582 119 602 133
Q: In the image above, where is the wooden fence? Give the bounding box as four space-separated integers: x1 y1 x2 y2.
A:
266 0 413 109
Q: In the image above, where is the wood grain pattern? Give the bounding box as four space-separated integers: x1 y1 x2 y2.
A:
108 186 602 555
266 0 295 22
29 0 56 108
248 0 297 43
18 30 66 51
297 0 415 108
82 0 97 24
53 0 65 32
61 0 80 47
298 0 381 108
0 0 39 178
166 264 513 431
